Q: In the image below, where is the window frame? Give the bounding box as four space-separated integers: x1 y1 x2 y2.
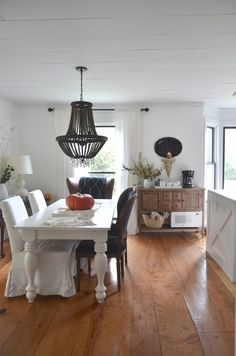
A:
88 124 116 176
205 125 216 190
222 126 236 189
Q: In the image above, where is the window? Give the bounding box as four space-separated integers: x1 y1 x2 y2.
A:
73 126 116 179
205 126 216 189
89 126 116 177
223 127 236 190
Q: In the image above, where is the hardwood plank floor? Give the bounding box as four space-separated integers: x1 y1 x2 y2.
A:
0 233 234 356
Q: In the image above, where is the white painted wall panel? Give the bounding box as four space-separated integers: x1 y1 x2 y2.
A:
140 104 205 186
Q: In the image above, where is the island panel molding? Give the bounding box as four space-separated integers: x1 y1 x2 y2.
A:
207 189 236 282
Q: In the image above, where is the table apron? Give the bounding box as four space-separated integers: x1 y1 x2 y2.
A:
21 229 108 242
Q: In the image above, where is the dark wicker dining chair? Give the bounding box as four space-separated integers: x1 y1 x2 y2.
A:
76 192 137 291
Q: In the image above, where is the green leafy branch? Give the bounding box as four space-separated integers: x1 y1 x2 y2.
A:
123 153 162 180
0 164 14 184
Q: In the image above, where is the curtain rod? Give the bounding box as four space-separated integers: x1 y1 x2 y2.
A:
48 107 149 112
48 108 115 112
93 109 115 111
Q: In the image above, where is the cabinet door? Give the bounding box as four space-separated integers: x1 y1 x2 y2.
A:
182 190 203 211
141 191 159 211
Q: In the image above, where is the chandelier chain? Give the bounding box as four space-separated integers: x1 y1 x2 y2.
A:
80 68 83 101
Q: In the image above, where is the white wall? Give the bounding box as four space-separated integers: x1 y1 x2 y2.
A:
0 97 18 153
17 106 59 198
14 102 205 197
0 97 18 194
1 98 233 197
140 103 205 187
220 109 236 123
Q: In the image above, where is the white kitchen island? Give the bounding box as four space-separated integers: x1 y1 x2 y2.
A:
207 189 236 356
207 189 236 282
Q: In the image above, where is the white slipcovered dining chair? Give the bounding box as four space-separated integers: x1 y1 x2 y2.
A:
28 189 47 214
1 195 78 298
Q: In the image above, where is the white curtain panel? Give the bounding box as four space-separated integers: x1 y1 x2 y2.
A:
115 109 141 234
53 110 74 198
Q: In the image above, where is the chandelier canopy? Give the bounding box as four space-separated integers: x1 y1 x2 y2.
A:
56 66 107 167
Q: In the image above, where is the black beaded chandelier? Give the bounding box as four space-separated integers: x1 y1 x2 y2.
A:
56 66 107 167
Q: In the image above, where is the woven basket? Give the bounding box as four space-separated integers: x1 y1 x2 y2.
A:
142 214 165 229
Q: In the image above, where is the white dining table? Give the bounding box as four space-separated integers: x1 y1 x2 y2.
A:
14 199 115 304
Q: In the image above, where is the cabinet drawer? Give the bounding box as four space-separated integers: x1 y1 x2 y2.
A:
161 192 172 200
159 191 172 211
172 191 183 210
172 201 183 210
172 192 182 200
161 201 172 211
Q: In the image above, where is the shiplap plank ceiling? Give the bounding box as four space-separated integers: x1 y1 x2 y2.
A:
0 0 236 107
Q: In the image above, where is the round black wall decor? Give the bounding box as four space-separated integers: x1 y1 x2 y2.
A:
154 137 182 157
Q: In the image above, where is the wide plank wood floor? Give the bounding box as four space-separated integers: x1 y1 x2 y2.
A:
0 233 234 356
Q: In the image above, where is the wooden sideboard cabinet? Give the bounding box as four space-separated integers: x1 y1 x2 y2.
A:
137 187 205 234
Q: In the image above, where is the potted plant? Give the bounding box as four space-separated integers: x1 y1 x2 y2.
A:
0 161 14 200
0 125 15 200
0 164 14 184
123 153 162 188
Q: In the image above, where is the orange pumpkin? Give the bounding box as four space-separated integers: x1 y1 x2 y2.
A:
66 193 94 210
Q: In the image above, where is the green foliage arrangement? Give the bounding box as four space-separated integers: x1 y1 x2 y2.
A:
123 153 162 180
0 164 14 184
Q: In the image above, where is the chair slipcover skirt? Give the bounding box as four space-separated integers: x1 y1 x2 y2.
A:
5 240 77 298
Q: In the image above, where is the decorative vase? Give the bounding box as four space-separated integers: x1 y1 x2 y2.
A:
0 183 9 201
143 179 154 188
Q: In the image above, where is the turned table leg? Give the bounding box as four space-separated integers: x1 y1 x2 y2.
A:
94 241 107 303
24 240 38 303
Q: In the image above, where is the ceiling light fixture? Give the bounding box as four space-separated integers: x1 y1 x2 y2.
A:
56 66 107 167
